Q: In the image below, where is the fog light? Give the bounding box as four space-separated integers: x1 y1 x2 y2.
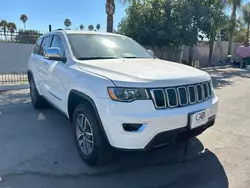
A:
122 123 146 132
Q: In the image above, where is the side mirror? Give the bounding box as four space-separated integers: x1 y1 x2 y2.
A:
44 47 66 62
147 49 154 56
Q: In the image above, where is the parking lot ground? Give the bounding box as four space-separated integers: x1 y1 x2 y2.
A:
0 68 250 188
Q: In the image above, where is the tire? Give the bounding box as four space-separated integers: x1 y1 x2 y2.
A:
73 104 113 165
29 77 47 109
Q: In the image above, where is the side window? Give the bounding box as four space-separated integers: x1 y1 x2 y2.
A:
33 38 42 54
51 35 65 57
40 35 53 56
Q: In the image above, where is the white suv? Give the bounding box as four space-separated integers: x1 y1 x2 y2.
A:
28 30 219 165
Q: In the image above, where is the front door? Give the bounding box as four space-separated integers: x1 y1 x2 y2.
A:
43 34 67 112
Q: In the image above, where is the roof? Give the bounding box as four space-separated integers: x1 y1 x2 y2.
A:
52 29 124 37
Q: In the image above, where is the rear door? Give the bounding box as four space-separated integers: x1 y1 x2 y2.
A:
29 37 43 92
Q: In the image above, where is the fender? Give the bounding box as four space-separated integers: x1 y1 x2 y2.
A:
68 89 111 145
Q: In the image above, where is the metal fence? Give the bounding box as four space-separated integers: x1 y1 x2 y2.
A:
0 71 28 85
0 29 47 44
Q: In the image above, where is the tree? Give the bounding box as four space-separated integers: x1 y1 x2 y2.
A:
118 1 170 46
118 0 228 65
242 2 250 46
80 24 84 30
96 24 101 31
199 0 228 65
221 17 244 41
20 14 28 30
64 19 72 30
88 25 94 31
234 29 247 42
106 0 115 32
0 20 8 39
7 22 17 41
106 0 142 33
118 0 227 65
7 22 17 32
228 0 242 55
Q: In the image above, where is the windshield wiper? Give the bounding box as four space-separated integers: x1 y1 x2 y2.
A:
77 56 120 60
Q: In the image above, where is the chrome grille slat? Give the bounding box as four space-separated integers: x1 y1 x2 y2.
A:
187 85 196 104
150 89 166 109
177 87 188 106
196 84 203 102
165 88 178 107
208 82 212 96
203 82 209 99
150 81 212 109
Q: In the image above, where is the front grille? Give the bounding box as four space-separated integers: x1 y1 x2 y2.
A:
150 81 213 109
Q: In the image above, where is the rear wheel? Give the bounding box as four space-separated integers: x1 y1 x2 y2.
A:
29 77 47 109
73 104 112 165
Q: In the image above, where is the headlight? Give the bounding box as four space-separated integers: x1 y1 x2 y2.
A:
107 87 149 102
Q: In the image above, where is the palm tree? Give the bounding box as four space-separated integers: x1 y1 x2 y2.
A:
64 19 72 30
106 0 115 32
242 3 250 46
96 24 101 31
80 24 84 30
0 20 8 40
228 0 242 54
88 25 94 31
7 22 17 41
106 0 140 33
234 29 247 42
20 14 28 30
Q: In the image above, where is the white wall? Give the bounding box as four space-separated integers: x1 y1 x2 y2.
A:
182 41 242 66
0 43 34 72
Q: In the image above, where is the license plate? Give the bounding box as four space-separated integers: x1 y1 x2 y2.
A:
189 109 208 129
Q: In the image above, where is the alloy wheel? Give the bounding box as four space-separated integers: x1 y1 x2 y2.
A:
76 114 94 156
30 80 36 102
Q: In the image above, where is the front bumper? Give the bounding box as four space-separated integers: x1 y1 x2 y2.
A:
96 96 219 150
145 115 215 150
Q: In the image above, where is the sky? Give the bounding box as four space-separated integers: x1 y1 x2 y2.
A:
0 0 127 32
1 0 249 32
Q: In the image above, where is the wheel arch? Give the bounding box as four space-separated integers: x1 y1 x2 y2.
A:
67 90 110 144
27 70 42 95
27 69 33 81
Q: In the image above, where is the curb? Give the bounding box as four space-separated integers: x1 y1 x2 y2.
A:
201 65 231 71
0 84 29 92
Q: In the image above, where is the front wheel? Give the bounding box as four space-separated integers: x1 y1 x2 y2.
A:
73 104 113 165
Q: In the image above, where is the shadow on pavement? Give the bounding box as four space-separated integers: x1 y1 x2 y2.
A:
92 138 229 188
0 89 30 106
0 92 229 187
207 68 250 89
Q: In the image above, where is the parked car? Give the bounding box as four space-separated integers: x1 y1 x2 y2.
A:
28 30 219 165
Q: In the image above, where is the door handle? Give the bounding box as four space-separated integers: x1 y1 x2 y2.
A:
43 61 48 65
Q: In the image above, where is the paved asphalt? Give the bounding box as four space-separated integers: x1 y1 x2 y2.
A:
0 68 250 188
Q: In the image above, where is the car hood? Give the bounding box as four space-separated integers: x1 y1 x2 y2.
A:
77 58 211 87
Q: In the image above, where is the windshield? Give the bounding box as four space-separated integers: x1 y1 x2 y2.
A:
67 34 154 60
